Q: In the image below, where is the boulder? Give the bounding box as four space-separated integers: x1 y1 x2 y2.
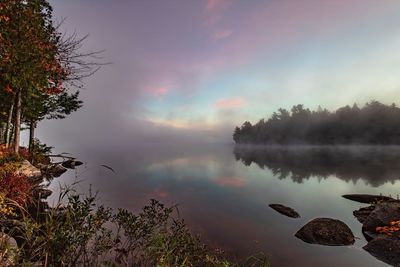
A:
295 218 355 246
15 160 41 178
353 205 376 223
363 237 400 267
0 233 18 267
362 202 400 241
269 204 300 218
61 160 83 169
33 187 52 199
41 164 67 178
342 194 393 204
74 160 83 167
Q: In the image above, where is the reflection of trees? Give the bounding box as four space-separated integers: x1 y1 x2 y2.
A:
233 146 400 187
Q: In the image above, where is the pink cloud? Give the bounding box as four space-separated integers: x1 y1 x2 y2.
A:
203 0 230 26
215 97 246 109
206 0 224 11
146 87 169 97
206 0 216 10
214 176 245 187
214 29 233 39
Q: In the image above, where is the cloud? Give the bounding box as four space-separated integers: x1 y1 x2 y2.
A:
213 29 233 39
145 87 169 97
205 0 226 11
215 98 246 109
203 0 230 27
147 117 192 129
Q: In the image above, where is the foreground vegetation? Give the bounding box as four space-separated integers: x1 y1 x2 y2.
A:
233 101 400 145
7 189 269 266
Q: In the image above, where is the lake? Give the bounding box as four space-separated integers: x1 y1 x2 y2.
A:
49 144 400 267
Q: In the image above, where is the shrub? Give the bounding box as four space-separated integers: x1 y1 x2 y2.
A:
0 194 16 217
29 138 52 165
10 186 269 266
0 173 32 206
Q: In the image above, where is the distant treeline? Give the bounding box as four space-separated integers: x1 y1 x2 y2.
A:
233 101 400 145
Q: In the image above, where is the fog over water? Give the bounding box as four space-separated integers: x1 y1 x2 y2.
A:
39 0 400 148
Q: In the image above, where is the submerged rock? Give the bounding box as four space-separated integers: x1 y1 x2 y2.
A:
295 218 355 246
342 194 393 204
269 204 300 218
364 237 400 267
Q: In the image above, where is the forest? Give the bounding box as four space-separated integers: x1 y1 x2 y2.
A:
233 101 400 145
0 0 100 154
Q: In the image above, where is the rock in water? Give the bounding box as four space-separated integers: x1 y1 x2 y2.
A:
62 159 81 169
32 186 52 199
269 204 300 218
353 205 376 224
41 164 67 178
50 164 68 177
295 218 355 246
364 237 400 267
74 161 83 167
362 202 400 241
342 194 393 204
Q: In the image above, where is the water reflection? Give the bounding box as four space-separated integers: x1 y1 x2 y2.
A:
51 144 397 267
233 146 400 187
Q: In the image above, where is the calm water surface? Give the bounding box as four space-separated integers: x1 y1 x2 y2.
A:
50 144 400 267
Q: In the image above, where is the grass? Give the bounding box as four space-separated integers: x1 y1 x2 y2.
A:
0 184 269 266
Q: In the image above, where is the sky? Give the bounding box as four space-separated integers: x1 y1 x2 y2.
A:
36 0 400 149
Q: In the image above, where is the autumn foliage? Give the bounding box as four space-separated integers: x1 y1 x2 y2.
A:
0 172 32 205
376 220 400 237
0 0 86 155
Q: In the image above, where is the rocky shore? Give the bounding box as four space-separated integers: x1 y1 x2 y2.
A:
348 195 400 266
0 158 82 266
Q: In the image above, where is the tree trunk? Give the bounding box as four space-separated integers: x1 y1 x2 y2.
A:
29 120 36 153
5 101 14 147
13 90 22 154
0 123 4 143
10 123 15 148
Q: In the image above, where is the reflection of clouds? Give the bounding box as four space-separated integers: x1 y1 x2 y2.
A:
149 186 168 198
213 176 245 187
146 156 211 170
234 146 400 187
